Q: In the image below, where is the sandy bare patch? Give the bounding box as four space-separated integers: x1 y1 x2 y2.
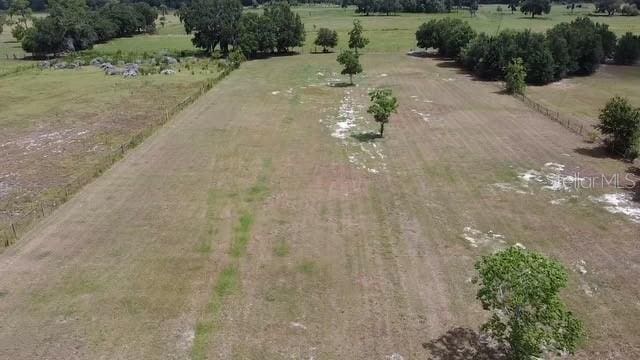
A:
462 227 506 249
590 193 640 224
518 163 584 192
324 89 387 174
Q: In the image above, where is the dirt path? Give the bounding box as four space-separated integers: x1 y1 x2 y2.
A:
0 54 638 359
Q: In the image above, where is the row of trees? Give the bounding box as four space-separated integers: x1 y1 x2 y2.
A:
17 0 157 56
178 0 305 56
595 0 640 16
416 17 639 86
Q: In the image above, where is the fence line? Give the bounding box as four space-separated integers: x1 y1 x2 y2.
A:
513 92 592 138
1 72 227 248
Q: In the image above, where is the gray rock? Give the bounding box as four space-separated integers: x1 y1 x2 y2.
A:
90 57 103 66
105 67 124 76
164 56 178 65
53 61 68 69
39 60 51 69
123 63 139 77
160 69 176 75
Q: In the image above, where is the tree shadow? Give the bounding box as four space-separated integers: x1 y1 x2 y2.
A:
351 131 381 142
574 145 626 161
310 50 336 54
628 166 640 202
328 82 354 88
422 327 508 360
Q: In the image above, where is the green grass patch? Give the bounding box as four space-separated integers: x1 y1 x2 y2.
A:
230 212 254 258
297 260 317 274
273 240 290 257
191 265 238 360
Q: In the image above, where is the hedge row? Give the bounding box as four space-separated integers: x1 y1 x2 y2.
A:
416 17 640 85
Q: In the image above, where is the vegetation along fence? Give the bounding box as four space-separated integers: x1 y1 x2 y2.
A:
0 72 227 249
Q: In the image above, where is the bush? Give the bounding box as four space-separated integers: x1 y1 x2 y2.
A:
314 27 338 52
597 96 640 159
415 18 476 58
614 32 640 65
505 58 526 94
621 3 640 15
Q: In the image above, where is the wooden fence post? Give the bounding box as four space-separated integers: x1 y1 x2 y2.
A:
11 223 17 239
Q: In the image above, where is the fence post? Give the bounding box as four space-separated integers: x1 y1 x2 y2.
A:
40 203 45 217
11 223 17 239
121 144 125 155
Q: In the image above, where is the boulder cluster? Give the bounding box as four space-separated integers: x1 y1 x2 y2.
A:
38 55 181 78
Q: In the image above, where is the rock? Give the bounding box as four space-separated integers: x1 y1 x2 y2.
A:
160 69 176 75
164 56 178 65
99 62 114 70
89 57 103 66
53 61 68 69
39 60 51 69
123 63 139 77
105 67 124 76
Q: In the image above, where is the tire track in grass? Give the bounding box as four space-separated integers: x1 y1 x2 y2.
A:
190 160 271 360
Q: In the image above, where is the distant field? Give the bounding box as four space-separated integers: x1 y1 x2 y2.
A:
94 5 640 55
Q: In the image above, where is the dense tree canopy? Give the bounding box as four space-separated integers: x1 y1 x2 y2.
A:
452 17 617 85
21 0 157 56
474 247 584 360
263 2 305 53
178 0 243 54
416 18 476 58
520 0 551 18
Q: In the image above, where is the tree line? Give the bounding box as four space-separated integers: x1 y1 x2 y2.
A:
416 17 640 86
15 0 157 56
178 0 305 57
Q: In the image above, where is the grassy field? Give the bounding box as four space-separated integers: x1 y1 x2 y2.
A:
0 52 638 359
0 5 639 359
527 65 640 127
0 24 221 230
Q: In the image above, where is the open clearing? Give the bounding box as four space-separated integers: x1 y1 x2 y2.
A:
0 52 638 358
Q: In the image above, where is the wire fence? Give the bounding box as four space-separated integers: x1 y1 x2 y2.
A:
0 72 226 248
513 92 593 139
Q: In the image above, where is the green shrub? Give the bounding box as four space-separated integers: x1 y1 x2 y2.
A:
505 58 526 94
597 96 640 159
416 18 476 58
614 32 640 65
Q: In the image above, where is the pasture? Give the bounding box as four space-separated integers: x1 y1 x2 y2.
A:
0 4 639 359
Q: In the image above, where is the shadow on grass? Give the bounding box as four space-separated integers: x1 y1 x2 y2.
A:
350 132 381 142
628 166 640 202
329 82 355 88
574 145 627 161
422 327 508 360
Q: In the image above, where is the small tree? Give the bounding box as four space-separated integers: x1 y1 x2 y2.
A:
505 58 526 94
367 88 398 137
520 0 551 18
474 247 584 360
336 49 362 85
597 96 640 159
348 19 369 54
508 0 520 13
314 28 338 53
